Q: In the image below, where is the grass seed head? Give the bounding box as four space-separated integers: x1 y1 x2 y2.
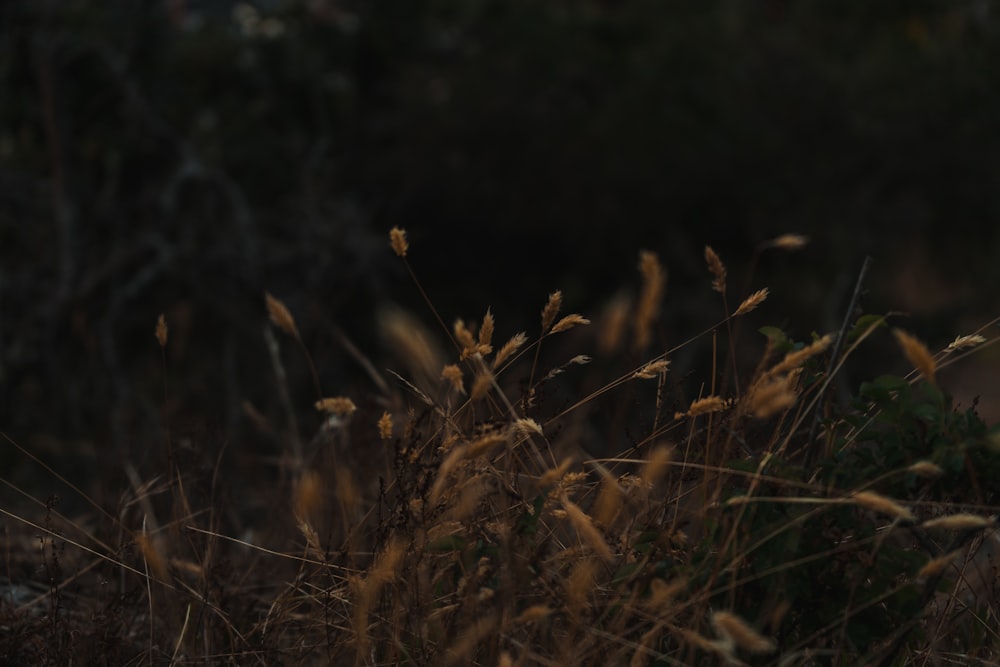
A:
315 397 357 417
704 245 727 294
634 250 665 350
378 411 393 440
946 333 987 352
389 226 408 257
893 328 937 385
265 291 298 337
155 313 168 348
921 514 995 531
908 460 943 477
493 331 527 369
441 363 465 394
541 290 563 332
852 490 915 522
735 287 769 316
767 233 809 250
550 314 590 334
686 395 726 417
561 495 614 563
633 359 670 380
916 551 960 579
711 611 776 654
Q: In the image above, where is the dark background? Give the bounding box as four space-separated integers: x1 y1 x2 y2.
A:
3 0 999 495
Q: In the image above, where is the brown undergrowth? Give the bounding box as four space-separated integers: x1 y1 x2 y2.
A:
3 230 1000 666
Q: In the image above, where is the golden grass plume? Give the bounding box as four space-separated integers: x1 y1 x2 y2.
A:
155 313 168 348
265 291 298 338
389 226 408 257
893 328 937 385
711 610 776 654
634 250 665 350
704 245 727 294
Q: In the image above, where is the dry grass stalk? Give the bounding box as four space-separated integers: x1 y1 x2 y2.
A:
916 551 961 579
378 411 393 440
946 334 987 352
852 490 915 522
685 396 726 418
265 291 298 337
745 375 797 419
379 307 443 384
734 287 769 316
335 466 360 514
136 531 169 581
632 624 666 667
470 371 493 401
704 246 727 294
561 494 614 563
541 290 563 332
441 364 465 394
444 614 498 666
599 293 631 354
514 605 552 624
769 334 832 375
389 226 408 257
640 445 673 488
564 558 599 615
296 518 324 561
644 577 686 612
294 470 323 520
539 458 574 488
155 313 168 347
767 233 809 250
907 460 943 477
550 314 590 334
711 611 776 654
494 331 527 368
633 359 670 380
512 418 543 437
592 473 624 526
921 514 995 531
315 397 357 417
893 328 937 385
634 250 665 350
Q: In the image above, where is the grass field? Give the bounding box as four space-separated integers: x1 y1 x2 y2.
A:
2 229 999 666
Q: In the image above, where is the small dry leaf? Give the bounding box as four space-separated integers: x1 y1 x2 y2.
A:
541 290 563 332
155 313 168 348
711 611 776 654
735 288 770 316
893 328 937 385
704 246 727 294
549 314 590 334
946 334 987 352
265 291 298 337
852 490 915 522
377 411 393 440
921 514 995 531
315 397 357 417
389 226 408 257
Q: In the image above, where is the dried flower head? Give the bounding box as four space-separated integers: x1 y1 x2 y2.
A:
265 291 298 337
155 313 168 348
704 246 727 294
893 328 937 385
389 226 408 257
315 397 357 417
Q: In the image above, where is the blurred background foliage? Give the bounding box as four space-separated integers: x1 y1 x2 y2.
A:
2 0 999 490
